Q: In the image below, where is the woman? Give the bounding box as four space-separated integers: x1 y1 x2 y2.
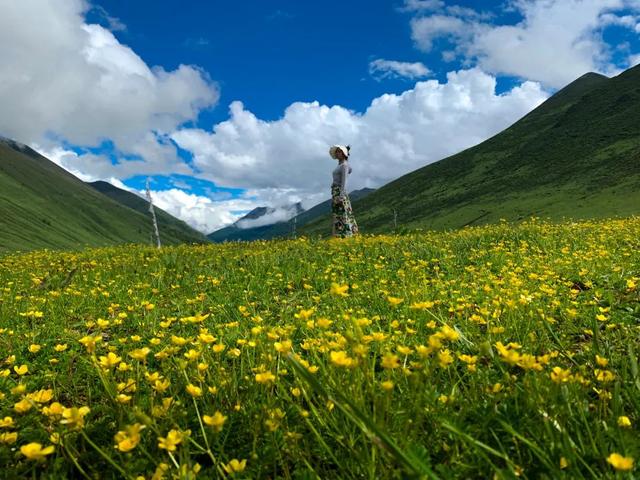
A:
329 144 359 238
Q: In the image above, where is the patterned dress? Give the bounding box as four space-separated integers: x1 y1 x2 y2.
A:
331 162 359 238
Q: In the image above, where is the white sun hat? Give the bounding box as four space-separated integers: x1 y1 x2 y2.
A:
329 145 350 160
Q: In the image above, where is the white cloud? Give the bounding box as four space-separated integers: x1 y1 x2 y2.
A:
146 189 259 233
369 59 431 79
630 53 640 66
599 13 639 28
91 5 127 32
29 143 252 233
400 0 445 12
236 205 300 229
32 138 193 182
172 69 548 200
410 15 467 51
409 0 640 88
0 0 218 173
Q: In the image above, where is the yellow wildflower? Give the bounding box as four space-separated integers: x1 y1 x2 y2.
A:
129 348 151 361
153 379 171 393
185 384 202 397
274 340 292 353
98 352 122 370
595 369 615 383
440 325 460 341
438 349 454 368
330 351 355 368
79 335 101 353
0 432 18 444
203 411 227 432
42 402 65 418
20 443 55 461
114 423 145 452
223 458 247 474
60 406 90 429
255 372 276 384
158 429 184 452
381 353 400 369
617 416 632 428
410 301 434 309
607 453 634 471
28 389 54 403
0 417 14 428
330 283 349 297
184 349 200 361
550 367 572 384
14 398 32 414
387 296 404 306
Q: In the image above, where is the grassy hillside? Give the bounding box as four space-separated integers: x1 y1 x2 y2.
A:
89 181 208 244
0 140 205 253
208 188 374 242
1 217 638 477
301 67 640 236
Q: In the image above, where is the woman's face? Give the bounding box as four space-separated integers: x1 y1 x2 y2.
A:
336 149 347 161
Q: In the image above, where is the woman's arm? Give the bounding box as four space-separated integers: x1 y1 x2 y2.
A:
340 163 348 196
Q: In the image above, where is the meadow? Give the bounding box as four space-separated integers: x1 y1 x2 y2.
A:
0 218 638 479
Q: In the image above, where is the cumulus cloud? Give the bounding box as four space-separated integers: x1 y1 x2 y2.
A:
172 69 548 198
369 59 432 80
33 137 193 183
409 0 640 88
147 189 260 233
0 0 218 173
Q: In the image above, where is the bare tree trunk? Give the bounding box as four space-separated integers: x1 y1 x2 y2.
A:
146 178 161 249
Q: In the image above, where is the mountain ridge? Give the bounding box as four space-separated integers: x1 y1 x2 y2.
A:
0 141 206 252
300 66 640 236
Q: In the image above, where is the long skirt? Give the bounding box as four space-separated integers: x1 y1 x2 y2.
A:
331 185 359 238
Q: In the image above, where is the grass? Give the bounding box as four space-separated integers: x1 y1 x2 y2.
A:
0 217 639 478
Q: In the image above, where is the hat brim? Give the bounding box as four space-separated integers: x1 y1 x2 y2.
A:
329 145 349 160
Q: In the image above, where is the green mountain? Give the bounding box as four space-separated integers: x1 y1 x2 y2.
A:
208 188 374 242
301 66 640 236
0 139 206 253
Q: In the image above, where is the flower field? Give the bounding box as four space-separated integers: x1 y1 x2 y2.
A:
0 218 639 479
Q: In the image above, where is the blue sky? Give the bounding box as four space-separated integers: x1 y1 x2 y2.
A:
85 0 639 122
2 0 640 232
